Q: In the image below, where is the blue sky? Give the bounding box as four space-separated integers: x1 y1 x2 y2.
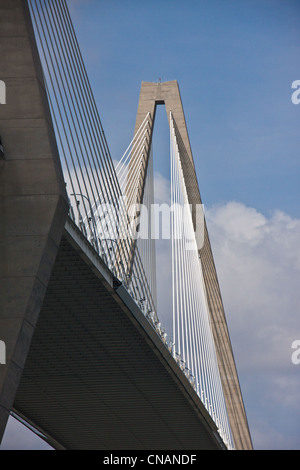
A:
68 0 300 218
2 0 300 451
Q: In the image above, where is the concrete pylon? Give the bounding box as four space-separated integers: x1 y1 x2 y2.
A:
128 80 253 450
0 0 68 442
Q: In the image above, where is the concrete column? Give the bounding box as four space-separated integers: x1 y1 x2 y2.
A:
0 0 68 442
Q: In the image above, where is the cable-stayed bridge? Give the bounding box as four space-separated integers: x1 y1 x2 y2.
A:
0 0 252 450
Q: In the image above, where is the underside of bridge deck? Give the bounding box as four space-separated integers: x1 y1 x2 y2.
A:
12 219 225 450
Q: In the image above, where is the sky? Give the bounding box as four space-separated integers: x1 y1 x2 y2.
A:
1 0 300 451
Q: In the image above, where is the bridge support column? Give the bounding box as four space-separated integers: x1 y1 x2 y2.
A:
0 0 68 442
129 81 253 450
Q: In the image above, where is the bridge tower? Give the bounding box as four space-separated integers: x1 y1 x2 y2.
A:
126 81 253 450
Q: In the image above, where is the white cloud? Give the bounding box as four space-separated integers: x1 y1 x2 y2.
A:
206 202 300 371
154 171 171 205
205 201 300 449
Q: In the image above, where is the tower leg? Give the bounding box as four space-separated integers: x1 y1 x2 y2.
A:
0 0 68 443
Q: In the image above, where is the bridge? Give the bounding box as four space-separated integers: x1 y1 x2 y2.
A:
0 0 252 450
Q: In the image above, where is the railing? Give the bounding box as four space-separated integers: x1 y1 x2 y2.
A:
28 0 157 323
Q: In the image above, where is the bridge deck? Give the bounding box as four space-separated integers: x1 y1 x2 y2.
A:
12 219 224 450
